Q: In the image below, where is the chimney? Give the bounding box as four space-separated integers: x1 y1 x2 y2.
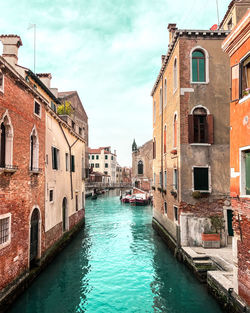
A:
37 73 52 88
161 55 165 64
167 23 177 44
0 35 22 67
50 88 58 98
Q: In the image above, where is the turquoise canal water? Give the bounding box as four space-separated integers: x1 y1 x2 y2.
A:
8 191 223 313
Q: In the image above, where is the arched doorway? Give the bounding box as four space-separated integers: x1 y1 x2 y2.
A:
62 197 68 232
30 208 40 267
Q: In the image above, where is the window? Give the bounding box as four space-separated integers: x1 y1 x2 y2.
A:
79 127 82 136
159 88 162 115
164 202 167 214
52 147 59 170
192 50 205 82
227 18 233 30
111 156 113 160
104 171 108 175
91 163 94 168
173 168 178 190
164 170 167 188
105 163 108 168
0 72 4 92
49 190 54 202
95 163 99 168
193 167 209 191
71 155 75 172
30 126 39 171
0 214 11 247
96 155 99 160
51 101 57 113
71 121 75 130
0 112 13 168
105 155 108 160
188 107 213 144
173 58 177 91
34 101 41 117
240 148 250 196
153 138 156 159
174 206 178 221
173 114 177 148
76 194 78 211
159 171 162 186
65 153 69 171
164 125 166 153
92 155 94 160
138 160 143 175
164 78 167 107
239 54 250 99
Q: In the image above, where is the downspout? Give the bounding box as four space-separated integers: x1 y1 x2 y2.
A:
59 123 79 199
161 76 164 191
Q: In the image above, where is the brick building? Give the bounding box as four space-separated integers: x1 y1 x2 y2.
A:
132 139 153 191
222 9 250 305
151 23 233 248
0 35 87 308
0 35 46 290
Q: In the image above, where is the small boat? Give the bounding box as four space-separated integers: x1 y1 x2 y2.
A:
130 193 148 206
121 194 132 203
129 195 136 205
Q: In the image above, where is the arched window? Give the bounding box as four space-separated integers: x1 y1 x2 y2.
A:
192 50 205 82
164 125 166 153
173 114 177 148
138 160 143 175
30 126 39 171
164 78 167 107
0 111 13 168
188 106 213 144
173 58 177 91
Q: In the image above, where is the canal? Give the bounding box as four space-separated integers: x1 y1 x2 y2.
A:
8 191 223 313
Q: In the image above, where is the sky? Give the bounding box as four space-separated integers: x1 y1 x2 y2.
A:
0 0 230 166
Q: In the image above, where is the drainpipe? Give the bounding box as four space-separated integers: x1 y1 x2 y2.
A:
59 123 79 199
161 76 164 192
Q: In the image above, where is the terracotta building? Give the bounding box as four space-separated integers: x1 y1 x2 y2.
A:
151 23 232 249
132 139 153 191
222 9 250 305
0 35 46 291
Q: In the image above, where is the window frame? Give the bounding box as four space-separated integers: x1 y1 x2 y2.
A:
192 165 211 193
34 100 41 118
0 213 11 250
239 146 250 198
0 72 4 93
190 46 209 84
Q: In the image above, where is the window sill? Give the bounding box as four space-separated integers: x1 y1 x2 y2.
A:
0 165 18 173
190 143 211 146
190 81 209 85
239 195 250 199
0 240 11 250
239 94 250 104
192 189 211 193
29 168 42 175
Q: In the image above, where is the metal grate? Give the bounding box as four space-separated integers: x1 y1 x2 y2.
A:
0 217 9 244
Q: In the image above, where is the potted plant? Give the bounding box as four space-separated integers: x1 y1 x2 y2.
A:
201 216 225 248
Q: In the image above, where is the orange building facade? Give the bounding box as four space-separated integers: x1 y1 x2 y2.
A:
222 10 250 305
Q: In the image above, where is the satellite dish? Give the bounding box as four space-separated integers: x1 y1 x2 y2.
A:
210 24 218 30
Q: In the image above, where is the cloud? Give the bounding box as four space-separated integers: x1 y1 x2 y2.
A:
0 0 230 166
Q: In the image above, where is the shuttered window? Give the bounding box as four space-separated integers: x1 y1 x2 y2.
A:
71 155 75 172
193 167 209 191
231 64 239 101
52 147 59 170
246 151 250 195
188 110 213 144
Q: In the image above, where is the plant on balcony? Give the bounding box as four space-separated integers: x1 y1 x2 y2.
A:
192 191 201 199
57 100 73 116
243 87 250 96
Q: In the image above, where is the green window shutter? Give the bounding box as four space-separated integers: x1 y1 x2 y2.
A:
246 152 250 195
71 155 75 172
199 58 205 82
192 58 198 82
